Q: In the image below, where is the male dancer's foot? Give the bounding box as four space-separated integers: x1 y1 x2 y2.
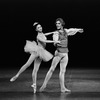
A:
10 75 18 82
31 84 36 93
61 88 71 93
39 85 46 92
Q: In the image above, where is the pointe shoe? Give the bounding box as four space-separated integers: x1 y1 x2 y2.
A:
61 88 71 93
10 76 18 82
31 84 36 93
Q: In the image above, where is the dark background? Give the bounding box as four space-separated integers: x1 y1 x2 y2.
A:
0 0 100 70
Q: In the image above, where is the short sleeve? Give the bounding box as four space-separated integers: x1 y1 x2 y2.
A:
53 32 59 41
37 33 47 41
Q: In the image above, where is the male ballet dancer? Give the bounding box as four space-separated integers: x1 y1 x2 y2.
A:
39 18 83 92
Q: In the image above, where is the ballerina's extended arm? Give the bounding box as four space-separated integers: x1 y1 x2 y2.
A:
37 35 60 43
44 31 57 36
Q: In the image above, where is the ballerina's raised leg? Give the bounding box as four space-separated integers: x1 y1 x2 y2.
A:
10 53 37 82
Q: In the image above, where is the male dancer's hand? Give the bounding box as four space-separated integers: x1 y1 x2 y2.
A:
78 29 84 33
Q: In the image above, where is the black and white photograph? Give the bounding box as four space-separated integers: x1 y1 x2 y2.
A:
0 0 100 100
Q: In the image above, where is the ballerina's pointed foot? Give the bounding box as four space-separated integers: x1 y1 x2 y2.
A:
10 75 18 82
31 84 36 93
61 88 71 93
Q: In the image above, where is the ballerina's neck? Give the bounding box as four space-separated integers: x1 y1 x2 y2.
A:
38 32 43 34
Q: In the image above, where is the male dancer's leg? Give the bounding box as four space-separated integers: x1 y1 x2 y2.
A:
59 53 70 92
31 57 42 93
39 56 61 92
10 53 37 82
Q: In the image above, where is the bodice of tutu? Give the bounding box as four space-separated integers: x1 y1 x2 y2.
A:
37 33 46 48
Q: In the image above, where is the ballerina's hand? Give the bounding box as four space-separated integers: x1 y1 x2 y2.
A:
55 41 60 43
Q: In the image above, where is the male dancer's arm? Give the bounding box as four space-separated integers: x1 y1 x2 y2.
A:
52 31 60 46
65 28 83 36
53 31 67 47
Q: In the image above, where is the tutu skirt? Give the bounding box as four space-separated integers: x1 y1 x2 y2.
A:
24 40 53 61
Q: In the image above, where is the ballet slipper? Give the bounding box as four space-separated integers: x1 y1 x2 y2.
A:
10 75 18 82
61 88 71 93
31 84 36 93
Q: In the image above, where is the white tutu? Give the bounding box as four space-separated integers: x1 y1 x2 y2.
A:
24 40 38 53
24 40 53 61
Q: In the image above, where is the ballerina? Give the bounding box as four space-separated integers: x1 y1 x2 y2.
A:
10 22 60 93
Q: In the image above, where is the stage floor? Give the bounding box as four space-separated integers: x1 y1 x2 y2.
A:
0 69 100 100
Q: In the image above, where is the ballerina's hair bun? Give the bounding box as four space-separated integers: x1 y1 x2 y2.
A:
33 22 39 26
